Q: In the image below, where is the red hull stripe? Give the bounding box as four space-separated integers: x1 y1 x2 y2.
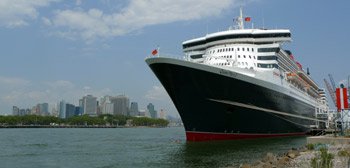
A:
186 131 306 141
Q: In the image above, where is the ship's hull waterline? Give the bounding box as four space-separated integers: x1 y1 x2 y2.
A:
146 57 317 141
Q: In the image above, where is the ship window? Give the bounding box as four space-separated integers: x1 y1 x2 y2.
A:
238 55 240 58
242 48 245 51
258 47 280 53
254 56 256 59
190 54 203 59
252 48 254 52
247 48 250 51
243 55 246 58
245 62 248 65
249 55 251 59
230 55 232 58
257 63 279 69
231 48 234 51
257 56 278 60
237 48 240 51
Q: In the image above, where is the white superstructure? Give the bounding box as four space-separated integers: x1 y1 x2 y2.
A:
182 8 328 116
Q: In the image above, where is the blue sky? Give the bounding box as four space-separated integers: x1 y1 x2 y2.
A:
0 0 349 116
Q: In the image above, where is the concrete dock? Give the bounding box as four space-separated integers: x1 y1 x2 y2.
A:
307 135 350 145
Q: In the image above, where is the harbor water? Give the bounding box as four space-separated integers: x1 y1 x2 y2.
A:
0 127 306 168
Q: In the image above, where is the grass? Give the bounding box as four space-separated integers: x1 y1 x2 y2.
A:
307 143 315 150
338 150 350 157
310 147 334 168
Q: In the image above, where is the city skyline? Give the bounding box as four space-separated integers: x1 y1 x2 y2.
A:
1 1 350 115
11 93 165 119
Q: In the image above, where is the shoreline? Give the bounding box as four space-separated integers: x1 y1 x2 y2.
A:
235 136 350 168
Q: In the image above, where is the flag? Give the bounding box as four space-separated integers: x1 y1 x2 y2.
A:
245 17 251 22
151 49 158 56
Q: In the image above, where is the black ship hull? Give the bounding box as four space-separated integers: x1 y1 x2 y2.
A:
146 57 317 141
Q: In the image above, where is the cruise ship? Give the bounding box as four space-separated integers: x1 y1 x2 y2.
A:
145 8 328 141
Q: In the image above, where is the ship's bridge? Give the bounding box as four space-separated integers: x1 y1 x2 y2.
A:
182 29 291 52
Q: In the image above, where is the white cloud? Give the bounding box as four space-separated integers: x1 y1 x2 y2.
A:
46 80 75 89
46 0 240 41
0 0 58 28
0 76 30 86
76 0 82 6
145 85 169 101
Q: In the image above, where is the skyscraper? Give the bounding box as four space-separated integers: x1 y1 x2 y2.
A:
147 103 157 119
75 106 82 116
58 100 66 119
110 95 129 116
65 103 76 118
159 109 167 119
129 102 139 116
12 106 19 116
42 103 49 115
99 95 114 115
80 95 97 116
37 103 49 116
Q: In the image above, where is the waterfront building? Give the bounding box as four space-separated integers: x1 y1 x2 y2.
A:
66 103 76 118
12 106 19 116
138 109 146 117
129 102 139 116
75 106 82 116
159 109 167 119
110 95 129 116
58 100 66 119
19 109 26 116
37 103 49 116
51 107 58 117
30 106 38 115
80 95 98 116
42 103 49 115
99 96 114 115
25 109 31 115
147 103 157 119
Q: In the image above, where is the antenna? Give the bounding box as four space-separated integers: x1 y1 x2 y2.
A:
262 18 265 29
233 7 245 30
239 7 244 29
206 19 208 35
